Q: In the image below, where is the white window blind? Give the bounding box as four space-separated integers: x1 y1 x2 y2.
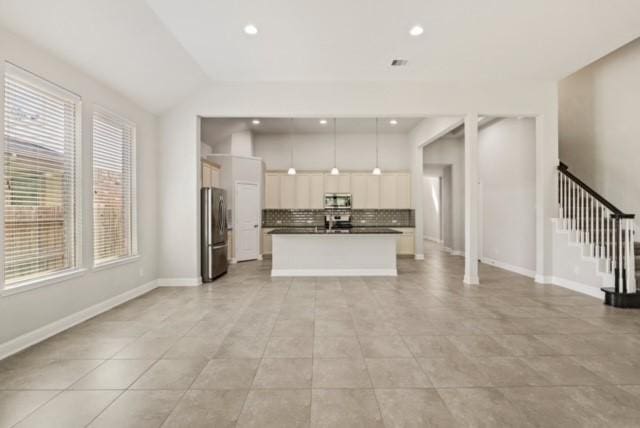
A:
92 108 136 265
3 63 81 286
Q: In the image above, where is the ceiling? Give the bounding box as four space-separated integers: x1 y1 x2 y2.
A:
147 0 640 82
201 117 424 145
1 0 639 113
0 0 209 113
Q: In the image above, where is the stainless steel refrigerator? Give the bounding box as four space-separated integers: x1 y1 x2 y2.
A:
201 187 228 281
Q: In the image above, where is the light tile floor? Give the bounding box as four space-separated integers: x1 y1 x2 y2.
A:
2 243 640 427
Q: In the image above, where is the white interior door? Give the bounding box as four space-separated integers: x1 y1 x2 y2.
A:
236 182 260 262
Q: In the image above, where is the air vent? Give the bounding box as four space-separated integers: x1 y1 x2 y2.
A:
391 59 408 66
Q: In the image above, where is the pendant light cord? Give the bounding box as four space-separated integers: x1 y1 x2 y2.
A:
375 118 379 168
333 118 337 168
290 118 294 166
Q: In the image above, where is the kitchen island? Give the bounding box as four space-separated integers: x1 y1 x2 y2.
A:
269 228 401 277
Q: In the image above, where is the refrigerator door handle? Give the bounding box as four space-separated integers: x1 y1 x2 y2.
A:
205 189 212 247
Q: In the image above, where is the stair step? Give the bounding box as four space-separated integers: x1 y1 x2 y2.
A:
601 287 640 308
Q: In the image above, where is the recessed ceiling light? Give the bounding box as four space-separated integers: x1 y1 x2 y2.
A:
389 119 398 126
252 119 260 125
319 119 328 125
409 25 424 36
244 24 258 35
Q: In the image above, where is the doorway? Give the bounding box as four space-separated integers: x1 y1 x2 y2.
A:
235 182 260 261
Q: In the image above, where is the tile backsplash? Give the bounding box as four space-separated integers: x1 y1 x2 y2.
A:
262 209 415 228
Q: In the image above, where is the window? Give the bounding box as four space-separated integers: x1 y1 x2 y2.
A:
3 63 81 287
92 108 136 265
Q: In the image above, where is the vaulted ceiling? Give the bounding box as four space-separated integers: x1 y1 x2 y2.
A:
1 0 639 114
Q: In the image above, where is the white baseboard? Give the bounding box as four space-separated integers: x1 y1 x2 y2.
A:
463 274 479 285
156 277 202 287
535 274 552 284
424 236 443 243
414 254 425 260
481 257 536 278
0 280 158 361
548 276 603 299
271 268 397 277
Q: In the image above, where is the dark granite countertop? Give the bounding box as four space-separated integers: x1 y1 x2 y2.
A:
268 227 402 235
263 224 414 229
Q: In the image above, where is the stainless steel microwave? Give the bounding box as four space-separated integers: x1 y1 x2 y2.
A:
324 193 352 209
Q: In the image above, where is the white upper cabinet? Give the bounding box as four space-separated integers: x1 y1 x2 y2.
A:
295 174 311 209
265 173 281 209
309 174 324 209
264 171 410 210
365 175 381 209
350 174 367 209
202 161 221 188
324 174 350 194
280 174 297 208
380 174 397 208
396 173 411 208
380 173 411 209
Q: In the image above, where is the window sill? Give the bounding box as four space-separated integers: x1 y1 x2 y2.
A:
1 268 88 297
93 255 141 272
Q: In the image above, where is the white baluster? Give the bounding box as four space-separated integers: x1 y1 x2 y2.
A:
606 214 611 273
618 217 623 291
627 220 636 293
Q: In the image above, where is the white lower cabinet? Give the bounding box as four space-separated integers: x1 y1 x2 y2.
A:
262 229 273 255
395 228 415 255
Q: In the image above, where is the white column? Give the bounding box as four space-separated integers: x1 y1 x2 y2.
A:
464 112 479 284
412 144 425 260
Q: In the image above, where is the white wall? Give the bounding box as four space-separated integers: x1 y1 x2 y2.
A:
422 176 441 242
253 132 410 172
559 38 640 222
408 117 464 258
201 142 213 157
479 118 536 275
423 137 466 252
157 80 558 282
0 28 158 346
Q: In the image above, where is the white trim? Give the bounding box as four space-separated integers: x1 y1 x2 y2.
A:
156 277 203 287
443 247 464 256
234 180 261 262
0 279 157 361
207 153 262 162
92 255 141 272
535 274 551 284
414 253 425 260
423 236 443 243
481 257 535 278
271 268 397 277
463 274 479 285
1 268 87 297
548 276 603 299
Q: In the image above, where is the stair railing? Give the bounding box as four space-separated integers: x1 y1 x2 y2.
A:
557 162 636 294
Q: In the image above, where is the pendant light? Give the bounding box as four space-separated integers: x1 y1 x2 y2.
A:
372 118 381 175
330 118 340 175
287 118 296 175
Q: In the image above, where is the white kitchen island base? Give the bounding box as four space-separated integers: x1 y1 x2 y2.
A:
271 233 398 276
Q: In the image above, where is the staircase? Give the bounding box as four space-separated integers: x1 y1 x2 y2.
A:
557 162 638 308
